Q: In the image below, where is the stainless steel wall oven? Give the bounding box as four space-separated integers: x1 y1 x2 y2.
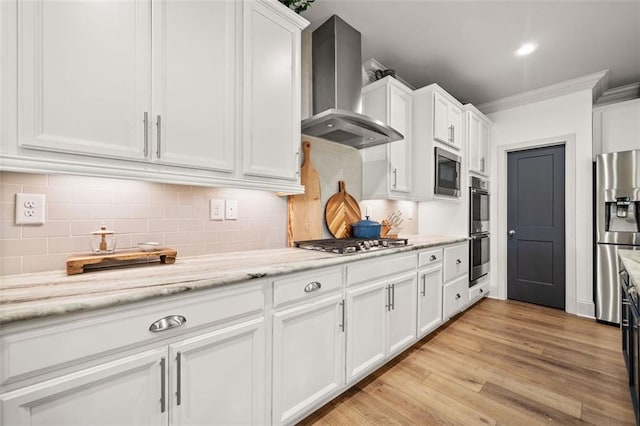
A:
469 177 490 285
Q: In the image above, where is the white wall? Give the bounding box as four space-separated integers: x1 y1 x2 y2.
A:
487 89 594 317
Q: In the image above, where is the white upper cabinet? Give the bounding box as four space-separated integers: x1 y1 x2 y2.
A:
4 0 308 193
465 105 491 176
17 0 150 160
362 76 413 199
242 0 306 181
152 0 235 172
593 98 640 159
433 91 463 150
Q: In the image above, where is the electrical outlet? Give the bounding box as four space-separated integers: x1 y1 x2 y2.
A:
15 193 46 225
225 200 238 220
210 199 224 221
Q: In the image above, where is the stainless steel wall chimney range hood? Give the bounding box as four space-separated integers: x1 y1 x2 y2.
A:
301 15 403 149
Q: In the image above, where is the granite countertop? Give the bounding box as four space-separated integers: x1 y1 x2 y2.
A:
0 234 467 325
620 249 640 292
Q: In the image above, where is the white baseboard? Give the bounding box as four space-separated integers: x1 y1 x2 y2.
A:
575 300 595 319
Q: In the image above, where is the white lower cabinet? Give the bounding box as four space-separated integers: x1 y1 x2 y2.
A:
169 318 265 426
272 294 345 425
1 349 167 426
346 271 417 383
417 263 444 337
443 274 470 320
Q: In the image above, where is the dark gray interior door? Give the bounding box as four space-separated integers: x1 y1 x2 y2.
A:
507 145 565 309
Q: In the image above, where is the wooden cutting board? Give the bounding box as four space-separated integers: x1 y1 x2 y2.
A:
288 141 323 245
325 180 362 238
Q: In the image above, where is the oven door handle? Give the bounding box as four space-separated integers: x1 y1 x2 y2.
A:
470 233 489 239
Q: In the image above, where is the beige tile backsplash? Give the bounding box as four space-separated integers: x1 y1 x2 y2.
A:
0 171 288 275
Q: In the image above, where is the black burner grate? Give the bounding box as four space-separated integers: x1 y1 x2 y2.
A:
294 237 409 254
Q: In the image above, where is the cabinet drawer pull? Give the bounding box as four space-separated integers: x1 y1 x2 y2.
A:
429 255 437 261
304 281 322 293
455 293 461 300
149 315 187 332
456 259 462 265
479 288 484 294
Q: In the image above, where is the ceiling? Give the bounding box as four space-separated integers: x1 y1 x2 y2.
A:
300 1 640 106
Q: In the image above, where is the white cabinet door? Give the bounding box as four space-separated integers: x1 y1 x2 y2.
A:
597 99 640 155
449 103 463 149
346 280 387 382
433 92 450 145
152 0 235 172
467 109 490 176
417 264 443 337
17 0 150 160
272 294 345 425
388 85 412 193
387 272 417 356
443 274 470 320
169 318 265 426
242 0 302 180
1 349 167 426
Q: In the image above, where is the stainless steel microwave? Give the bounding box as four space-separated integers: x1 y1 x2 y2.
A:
434 147 461 197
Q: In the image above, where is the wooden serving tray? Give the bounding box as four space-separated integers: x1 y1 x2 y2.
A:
66 248 177 275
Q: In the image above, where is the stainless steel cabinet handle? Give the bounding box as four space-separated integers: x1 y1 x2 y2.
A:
391 283 396 310
156 115 162 159
295 150 300 177
480 157 485 172
143 112 149 157
455 293 461 300
339 300 345 332
421 275 426 296
392 168 397 188
456 259 462 264
479 288 484 294
149 315 187 332
508 229 516 236
176 351 182 406
160 357 166 413
430 255 437 261
304 281 322 293
451 125 455 143
386 285 391 311
448 125 454 143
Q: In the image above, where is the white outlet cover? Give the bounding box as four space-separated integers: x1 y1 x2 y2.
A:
15 193 46 225
225 200 238 220
210 199 224 221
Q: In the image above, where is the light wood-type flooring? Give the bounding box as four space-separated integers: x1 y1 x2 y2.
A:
299 298 635 425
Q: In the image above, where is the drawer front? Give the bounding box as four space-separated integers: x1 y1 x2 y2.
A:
469 280 489 302
273 267 343 309
443 243 469 282
418 248 443 268
1 281 265 386
443 274 469 320
346 253 417 287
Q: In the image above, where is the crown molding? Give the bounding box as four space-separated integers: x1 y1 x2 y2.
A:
477 70 610 115
593 82 640 107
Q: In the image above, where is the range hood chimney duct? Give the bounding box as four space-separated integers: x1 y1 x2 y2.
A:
301 15 403 149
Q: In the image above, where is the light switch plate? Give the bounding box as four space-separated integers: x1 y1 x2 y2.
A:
15 193 46 225
210 199 224 221
225 200 238 220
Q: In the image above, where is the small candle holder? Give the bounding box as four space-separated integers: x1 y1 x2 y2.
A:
90 226 116 254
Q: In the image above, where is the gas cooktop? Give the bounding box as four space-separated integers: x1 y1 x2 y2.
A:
294 237 410 254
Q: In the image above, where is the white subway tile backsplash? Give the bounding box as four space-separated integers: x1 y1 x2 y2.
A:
1 171 288 275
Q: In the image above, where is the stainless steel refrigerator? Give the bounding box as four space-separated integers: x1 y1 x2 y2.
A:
595 149 640 324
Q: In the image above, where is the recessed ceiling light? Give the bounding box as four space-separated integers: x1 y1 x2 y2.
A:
514 42 538 57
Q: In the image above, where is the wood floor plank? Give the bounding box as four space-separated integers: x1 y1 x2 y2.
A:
298 299 635 425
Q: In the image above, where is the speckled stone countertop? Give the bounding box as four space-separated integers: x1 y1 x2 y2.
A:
0 234 467 325
620 249 640 292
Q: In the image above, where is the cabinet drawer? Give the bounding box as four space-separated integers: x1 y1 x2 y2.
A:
443 243 468 282
1 281 265 387
346 253 417 287
418 248 443 268
469 280 489 302
443 274 469 320
273 267 343 309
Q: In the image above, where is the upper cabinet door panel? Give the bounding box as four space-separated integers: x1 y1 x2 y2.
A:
18 0 150 159
152 0 235 172
433 92 450 144
243 1 301 180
